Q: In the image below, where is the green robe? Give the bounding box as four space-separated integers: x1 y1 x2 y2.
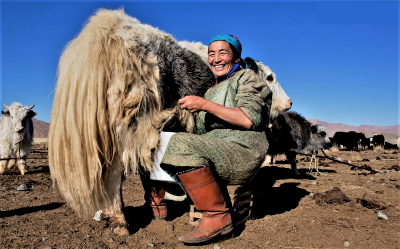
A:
161 69 271 184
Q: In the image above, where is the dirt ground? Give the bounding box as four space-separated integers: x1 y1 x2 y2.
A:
1 143 399 249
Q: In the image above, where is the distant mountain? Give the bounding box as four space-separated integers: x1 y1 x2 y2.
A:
32 118 49 138
307 118 400 143
32 118 400 143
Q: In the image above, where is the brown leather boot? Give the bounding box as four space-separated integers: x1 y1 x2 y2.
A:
149 183 167 220
141 175 167 220
177 167 233 244
149 181 167 220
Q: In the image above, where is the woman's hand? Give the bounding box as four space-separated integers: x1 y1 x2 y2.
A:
178 96 254 129
178 96 209 113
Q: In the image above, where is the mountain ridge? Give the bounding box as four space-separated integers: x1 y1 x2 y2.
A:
306 118 400 143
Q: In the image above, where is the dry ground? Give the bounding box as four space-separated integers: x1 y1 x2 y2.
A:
1 143 399 249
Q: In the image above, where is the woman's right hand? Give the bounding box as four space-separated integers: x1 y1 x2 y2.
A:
178 96 209 113
178 96 253 129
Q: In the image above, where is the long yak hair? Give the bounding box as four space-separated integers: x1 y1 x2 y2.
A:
48 8 215 224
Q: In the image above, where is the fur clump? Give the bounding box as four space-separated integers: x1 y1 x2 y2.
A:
48 8 215 227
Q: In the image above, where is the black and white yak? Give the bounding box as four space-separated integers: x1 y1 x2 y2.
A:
265 111 330 175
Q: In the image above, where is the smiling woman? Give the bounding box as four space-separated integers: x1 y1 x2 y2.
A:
151 34 273 244
208 34 242 81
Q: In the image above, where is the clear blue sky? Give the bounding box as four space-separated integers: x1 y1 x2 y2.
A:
1 0 398 126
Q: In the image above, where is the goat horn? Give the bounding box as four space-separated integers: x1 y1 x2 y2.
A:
28 104 35 110
3 103 10 110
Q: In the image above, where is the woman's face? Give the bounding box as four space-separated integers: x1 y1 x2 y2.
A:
208 41 237 78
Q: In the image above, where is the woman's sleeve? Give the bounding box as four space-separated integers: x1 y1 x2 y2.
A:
236 70 272 130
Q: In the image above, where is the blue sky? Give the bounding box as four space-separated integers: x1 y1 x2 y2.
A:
1 0 398 126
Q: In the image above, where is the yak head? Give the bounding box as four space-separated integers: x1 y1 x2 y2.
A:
2 103 36 133
311 125 330 147
244 57 292 119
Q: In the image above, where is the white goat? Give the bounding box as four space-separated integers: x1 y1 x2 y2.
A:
0 102 36 175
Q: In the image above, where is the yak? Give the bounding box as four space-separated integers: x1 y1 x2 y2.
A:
49 8 216 235
265 111 330 175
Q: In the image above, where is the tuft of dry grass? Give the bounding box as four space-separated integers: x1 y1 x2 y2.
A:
373 145 384 152
349 151 362 161
329 145 340 152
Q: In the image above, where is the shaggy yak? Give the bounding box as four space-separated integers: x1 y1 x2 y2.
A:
49 8 216 235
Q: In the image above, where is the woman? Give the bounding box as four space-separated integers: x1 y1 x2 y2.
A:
146 34 271 244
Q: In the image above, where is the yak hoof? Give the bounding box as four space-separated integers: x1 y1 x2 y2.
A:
112 226 129 236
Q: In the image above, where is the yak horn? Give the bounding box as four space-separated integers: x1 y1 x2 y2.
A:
3 103 10 110
28 104 35 110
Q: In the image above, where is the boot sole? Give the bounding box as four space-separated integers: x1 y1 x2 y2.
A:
178 223 234 244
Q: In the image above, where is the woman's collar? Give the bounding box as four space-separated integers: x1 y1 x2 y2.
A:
215 63 242 84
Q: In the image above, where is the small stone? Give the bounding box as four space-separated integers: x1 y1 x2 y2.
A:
148 243 155 247
42 247 52 249
377 212 388 220
344 241 350 247
42 237 49 242
93 210 102 221
214 244 221 249
17 184 28 191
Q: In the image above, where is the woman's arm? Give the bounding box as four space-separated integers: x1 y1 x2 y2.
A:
178 96 253 129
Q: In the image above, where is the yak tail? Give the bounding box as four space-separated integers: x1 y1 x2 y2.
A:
49 9 163 218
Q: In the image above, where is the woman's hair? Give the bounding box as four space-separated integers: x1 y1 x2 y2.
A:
227 43 247 68
228 43 240 60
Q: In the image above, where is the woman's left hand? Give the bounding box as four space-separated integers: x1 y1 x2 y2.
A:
178 96 209 113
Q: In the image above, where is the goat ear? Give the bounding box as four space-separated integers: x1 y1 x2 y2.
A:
27 110 37 118
2 109 10 116
311 125 318 134
243 57 258 74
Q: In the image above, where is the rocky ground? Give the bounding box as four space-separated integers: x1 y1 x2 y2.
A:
1 143 399 249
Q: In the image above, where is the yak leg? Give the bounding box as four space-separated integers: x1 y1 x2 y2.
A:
103 166 129 236
0 159 8 174
286 151 300 176
16 159 27 175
